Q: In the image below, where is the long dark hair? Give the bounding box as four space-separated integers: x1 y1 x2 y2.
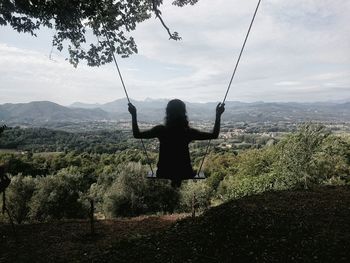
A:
165 99 189 128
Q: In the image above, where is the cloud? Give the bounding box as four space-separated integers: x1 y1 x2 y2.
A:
0 0 349 104
0 43 129 105
275 81 301 86
128 0 350 101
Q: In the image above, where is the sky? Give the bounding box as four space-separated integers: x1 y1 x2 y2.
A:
0 0 349 105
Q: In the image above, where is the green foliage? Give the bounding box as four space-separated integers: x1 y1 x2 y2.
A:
5 156 48 177
100 163 147 217
92 162 178 217
0 127 130 153
29 170 89 221
217 124 350 201
237 148 275 177
0 149 157 180
180 181 212 212
1 124 349 221
3 174 36 224
272 124 329 189
313 135 350 184
218 173 272 201
203 152 238 190
216 148 277 201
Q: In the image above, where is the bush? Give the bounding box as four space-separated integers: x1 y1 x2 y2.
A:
97 163 179 217
2 174 36 224
217 125 350 201
179 181 212 212
312 135 350 184
215 147 277 201
29 170 88 221
203 153 239 191
272 125 330 189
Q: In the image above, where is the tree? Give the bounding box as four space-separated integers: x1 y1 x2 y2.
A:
203 152 239 190
273 124 329 189
100 162 178 217
0 0 199 67
180 180 212 212
5 174 36 224
313 135 350 184
29 170 89 221
216 148 277 201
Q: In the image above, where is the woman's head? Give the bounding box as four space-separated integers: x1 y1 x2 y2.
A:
165 99 189 128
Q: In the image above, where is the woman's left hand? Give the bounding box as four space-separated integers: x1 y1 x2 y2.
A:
128 103 137 116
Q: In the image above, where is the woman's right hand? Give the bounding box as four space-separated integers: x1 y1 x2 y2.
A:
128 103 137 116
216 103 225 116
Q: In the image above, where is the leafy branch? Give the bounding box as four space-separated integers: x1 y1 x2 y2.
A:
0 0 200 67
151 0 181 41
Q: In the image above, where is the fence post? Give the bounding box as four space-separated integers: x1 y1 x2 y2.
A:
191 192 196 218
90 199 95 236
2 191 17 241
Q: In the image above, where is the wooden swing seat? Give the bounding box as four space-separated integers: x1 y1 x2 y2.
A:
146 170 206 180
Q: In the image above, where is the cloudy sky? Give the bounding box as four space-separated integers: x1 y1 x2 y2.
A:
0 0 349 105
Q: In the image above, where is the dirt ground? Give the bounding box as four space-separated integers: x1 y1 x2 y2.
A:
1 186 350 263
0 214 187 263
100 186 350 263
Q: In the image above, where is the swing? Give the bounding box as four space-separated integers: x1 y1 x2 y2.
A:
147 170 206 180
104 0 262 182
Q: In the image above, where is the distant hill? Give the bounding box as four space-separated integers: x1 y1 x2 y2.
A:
0 100 349 125
72 99 350 123
0 101 110 123
70 98 169 121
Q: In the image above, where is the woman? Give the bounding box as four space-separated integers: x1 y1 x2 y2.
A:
128 99 225 187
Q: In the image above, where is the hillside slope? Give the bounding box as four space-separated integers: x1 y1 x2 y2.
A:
100 186 350 263
0 101 110 123
1 187 349 262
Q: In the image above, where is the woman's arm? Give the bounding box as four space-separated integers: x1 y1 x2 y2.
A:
191 103 225 140
128 103 159 139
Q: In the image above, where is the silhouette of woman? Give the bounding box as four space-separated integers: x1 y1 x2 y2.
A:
128 99 225 187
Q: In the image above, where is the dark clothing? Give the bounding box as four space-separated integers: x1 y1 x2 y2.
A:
129 101 224 184
146 125 211 181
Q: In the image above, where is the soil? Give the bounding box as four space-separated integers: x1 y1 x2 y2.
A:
1 186 350 263
0 214 186 262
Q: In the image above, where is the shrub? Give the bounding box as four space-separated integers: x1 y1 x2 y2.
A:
2 174 36 224
99 162 179 217
272 124 330 189
179 180 212 212
29 170 88 221
312 135 350 184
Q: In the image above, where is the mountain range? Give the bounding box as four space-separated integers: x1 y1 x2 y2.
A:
0 101 109 123
0 99 349 124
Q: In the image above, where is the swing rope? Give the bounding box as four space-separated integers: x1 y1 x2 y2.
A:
102 24 154 175
102 0 262 179
222 0 262 104
102 24 131 104
197 0 262 176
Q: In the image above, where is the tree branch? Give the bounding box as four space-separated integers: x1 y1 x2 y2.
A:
152 0 181 41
